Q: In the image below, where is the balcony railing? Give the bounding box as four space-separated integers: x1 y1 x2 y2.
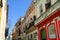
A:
24 21 34 31
29 21 34 27
35 0 60 25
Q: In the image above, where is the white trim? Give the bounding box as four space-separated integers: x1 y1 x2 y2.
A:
51 20 55 23
46 23 50 26
53 16 60 20
57 16 60 20
43 25 45 28
39 27 42 30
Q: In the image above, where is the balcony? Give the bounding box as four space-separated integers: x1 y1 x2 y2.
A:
28 21 34 29
35 0 60 25
24 16 36 32
24 21 35 32
29 21 34 28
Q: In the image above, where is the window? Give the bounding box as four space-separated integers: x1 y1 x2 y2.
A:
18 28 21 36
40 5 43 14
33 32 37 40
45 0 51 10
30 18 32 20
30 18 33 23
28 34 33 40
33 16 36 21
0 0 2 7
48 24 56 38
18 38 21 40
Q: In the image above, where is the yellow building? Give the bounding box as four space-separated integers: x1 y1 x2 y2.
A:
12 27 17 40
0 0 8 40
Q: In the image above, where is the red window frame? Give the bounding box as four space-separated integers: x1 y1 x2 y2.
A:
47 23 57 40
57 20 60 40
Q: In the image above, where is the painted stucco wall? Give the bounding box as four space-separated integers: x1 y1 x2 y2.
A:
0 0 7 40
35 0 60 25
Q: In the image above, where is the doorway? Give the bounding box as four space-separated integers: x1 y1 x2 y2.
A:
41 29 46 40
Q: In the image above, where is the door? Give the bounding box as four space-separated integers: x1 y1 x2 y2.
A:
41 29 46 40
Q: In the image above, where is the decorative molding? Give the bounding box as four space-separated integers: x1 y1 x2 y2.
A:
51 20 55 23
46 23 50 26
39 27 42 30
43 25 45 28
53 16 59 20
57 16 60 20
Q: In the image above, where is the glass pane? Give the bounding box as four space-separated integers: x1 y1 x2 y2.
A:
28 34 33 40
48 24 56 38
33 32 37 40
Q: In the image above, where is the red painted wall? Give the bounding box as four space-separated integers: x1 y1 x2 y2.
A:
37 8 60 40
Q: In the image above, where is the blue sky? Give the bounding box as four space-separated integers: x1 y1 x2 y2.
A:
8 0 32 33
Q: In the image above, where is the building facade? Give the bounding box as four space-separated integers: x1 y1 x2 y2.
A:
12 0 60 40
14 2 38 40
20 17 26 40
35 0 60 40
14 17 24 40
12 27 17 40
0 0 8 40
25 1 38 40
17 17 24 40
